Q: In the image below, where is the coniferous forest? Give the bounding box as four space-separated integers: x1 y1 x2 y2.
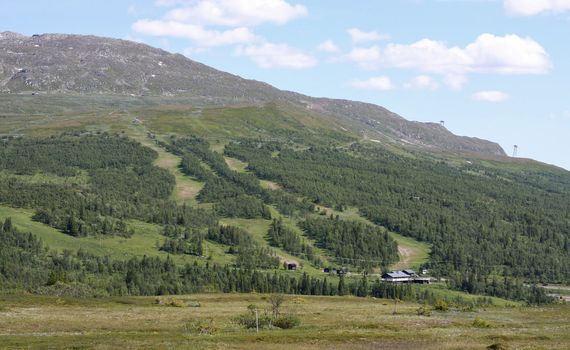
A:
0 132 567 305
225 140 570 287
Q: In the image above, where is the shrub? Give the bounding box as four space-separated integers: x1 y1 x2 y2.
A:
416 304 432 316
473 317 493 328
269 294 285 318
155 297 188 307
235 301 301 330
433 299 449 312
272 314 300 329
235 309 272 329
183 318 217 335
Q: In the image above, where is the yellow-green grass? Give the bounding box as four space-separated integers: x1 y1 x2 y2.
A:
224 156 248 173
0 293 567 349
0 110 132 138
387 233 430 271
223 155 281 191
139 103 350 142
127 124 204 206
260 179 282 190
0 206 231 266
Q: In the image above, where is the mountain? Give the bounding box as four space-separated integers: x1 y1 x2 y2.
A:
0 31 505 156
1 30 569 308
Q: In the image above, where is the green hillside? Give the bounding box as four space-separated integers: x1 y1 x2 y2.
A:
0 112 566 306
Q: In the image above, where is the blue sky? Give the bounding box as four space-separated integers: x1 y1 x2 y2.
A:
2 0 569 169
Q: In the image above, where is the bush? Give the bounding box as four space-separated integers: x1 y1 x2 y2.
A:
473 317 494 328
272 314 300 329
433 299 449 312
155 297 186 307
235 301 301 330
183 318 217 335
416 304 432 316
235 308 272 329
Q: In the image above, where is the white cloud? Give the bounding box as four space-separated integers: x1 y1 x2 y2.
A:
348 28 390 43
345 46 382 70
163 0 308 27
472 90 510 102
350 76 394 90
317 39 339 53
235 43 317 69
132 19 258 47
504 0 570 16
405 75 439 90
346 34 551 76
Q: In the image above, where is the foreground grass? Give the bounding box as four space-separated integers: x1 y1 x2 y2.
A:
0 293 567 349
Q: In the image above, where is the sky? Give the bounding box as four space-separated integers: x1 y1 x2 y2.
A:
1 0 569 170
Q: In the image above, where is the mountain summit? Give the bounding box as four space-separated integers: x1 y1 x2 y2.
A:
0 32 505 156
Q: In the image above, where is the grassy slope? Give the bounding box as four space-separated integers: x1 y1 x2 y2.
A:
139 103 348 141
0 206 232 266
127 123 204 206
0 293 565 349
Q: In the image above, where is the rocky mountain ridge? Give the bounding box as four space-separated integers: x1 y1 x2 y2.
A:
0 31 505 156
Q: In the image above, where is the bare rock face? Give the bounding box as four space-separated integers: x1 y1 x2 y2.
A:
0 32 281 100
0 32 505 156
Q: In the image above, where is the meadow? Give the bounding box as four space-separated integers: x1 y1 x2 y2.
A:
0 293 568 349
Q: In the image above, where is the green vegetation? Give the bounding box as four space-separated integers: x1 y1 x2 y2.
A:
268 218 321 267
300 215 398 270
0 293 568 349
225 140 570 300
0 119 568 307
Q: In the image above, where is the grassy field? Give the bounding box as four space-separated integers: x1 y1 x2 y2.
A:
0 293 567 349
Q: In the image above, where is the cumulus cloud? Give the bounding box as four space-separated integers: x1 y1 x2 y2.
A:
350 76 394 90
405 75 439 90
235 43 318 69
345 46 382 70
163 0 308 27
504 0 570 16
472 90 510 102
346 34 551 77
348 28 390 43
132 19 258 46
317 39 339 53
